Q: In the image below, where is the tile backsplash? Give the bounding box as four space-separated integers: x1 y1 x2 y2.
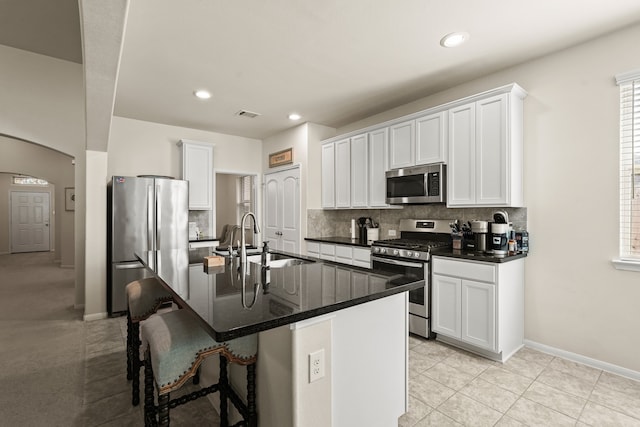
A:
307 206 527 240
188 210 211 236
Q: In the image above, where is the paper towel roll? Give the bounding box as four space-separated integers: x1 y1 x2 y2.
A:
350 219 356 239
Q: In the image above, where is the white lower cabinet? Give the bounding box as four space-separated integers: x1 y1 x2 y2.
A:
432 256 523 362
306 241 371 269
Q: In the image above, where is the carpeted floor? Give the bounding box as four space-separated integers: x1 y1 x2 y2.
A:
0 252 219 426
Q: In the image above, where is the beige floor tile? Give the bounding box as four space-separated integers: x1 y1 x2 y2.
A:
512 347 554 365
409 349 440 374
579 401 640 427
523 380 587 418
398 394 433 427
590 381 640 419
597 371 640 399
414 410 462 426
409 334 427 349
479 366 534 395
442 350 494 377
411 340 458 360
494 415 527 426
438 393 503 427
547 357 601 385
423 361 475 390
501 355 547 379
409 374 456 408
459 377 519 413
506 397 577 427
537 367 595 399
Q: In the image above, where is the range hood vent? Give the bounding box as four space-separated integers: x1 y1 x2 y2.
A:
236 110 261 118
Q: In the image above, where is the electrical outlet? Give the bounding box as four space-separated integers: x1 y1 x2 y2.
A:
309 349 325 383
388 229 397 237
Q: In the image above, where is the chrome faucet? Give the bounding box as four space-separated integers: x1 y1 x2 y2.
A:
240 212 260 268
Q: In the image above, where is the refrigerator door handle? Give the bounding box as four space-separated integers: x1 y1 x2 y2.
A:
155 184 161 249
114 261 145 270
147 185 154 251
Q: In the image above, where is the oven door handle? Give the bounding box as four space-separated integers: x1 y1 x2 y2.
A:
372 256 424 269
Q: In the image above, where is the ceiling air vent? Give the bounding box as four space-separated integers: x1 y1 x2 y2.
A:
236 110 261 119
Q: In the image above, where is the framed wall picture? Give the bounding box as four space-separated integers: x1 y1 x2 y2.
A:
269 148 293 168
65 187 75 211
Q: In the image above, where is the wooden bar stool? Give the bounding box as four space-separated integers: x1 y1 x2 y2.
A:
126 277 175 406
141 309 258 427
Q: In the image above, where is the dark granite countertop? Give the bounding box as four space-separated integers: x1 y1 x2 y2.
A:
189 236 219 242
305 236 371 248
137 249 423 341
431 248 528 263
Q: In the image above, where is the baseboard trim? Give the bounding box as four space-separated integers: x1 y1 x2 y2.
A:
84 312 108 322
524 339 640 381
60 264 74 269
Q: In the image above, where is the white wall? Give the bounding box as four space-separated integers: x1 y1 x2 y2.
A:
334 23 640 373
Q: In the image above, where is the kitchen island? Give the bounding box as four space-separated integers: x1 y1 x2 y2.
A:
137 248 423 427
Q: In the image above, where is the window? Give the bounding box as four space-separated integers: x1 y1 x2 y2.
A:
12 175 48 185
614 70 640 270
237 175 254 221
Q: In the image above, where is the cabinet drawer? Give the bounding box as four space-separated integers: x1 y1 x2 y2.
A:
307 241 320 254
335 245 353 259
432 257 496 283
353 247 371 262
320 244 336 256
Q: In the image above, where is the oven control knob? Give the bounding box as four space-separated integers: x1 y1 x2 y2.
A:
393 249 399 256
380 248 386 254
415 252 421 258
406 251 412 257
373 247 379 253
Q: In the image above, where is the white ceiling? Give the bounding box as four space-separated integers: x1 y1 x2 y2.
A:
3 1 640 140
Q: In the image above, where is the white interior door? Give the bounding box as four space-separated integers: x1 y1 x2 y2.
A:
11 191 51 253
264 166 300 253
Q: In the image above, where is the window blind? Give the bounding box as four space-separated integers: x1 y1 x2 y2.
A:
616 71 640 259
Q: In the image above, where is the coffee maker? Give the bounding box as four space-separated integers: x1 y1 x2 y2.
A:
490 211 510 256
470 220 489 253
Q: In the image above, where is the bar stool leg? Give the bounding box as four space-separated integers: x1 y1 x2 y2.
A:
126 312 133 381
131 322 141 406
144 353 155 426
158 393 170 427
247 362 257 427
219 355 229 427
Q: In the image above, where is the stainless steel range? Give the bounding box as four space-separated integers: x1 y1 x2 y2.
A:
371 219 453 339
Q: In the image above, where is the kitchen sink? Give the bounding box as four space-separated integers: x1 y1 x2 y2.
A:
250 252 315 268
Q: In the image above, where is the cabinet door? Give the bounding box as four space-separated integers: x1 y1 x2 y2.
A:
350 134 368 208
182 142 213 210
461 280 496 351
448 103 476 206
335 138 351 208
321 143 335 208
432 274 461 338
368 128 389 207
476 94 508 205
416 111 447 165
389 120 415 169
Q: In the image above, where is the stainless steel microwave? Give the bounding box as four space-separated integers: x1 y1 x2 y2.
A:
386 163 446 204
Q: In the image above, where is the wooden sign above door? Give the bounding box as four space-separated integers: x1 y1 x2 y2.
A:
268 148 293 168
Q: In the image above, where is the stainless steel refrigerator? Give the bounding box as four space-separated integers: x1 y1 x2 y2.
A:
107 175 188 315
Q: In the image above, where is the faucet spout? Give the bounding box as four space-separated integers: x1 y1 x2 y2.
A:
240 212 260 269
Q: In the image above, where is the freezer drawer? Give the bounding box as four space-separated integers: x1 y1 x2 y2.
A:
108 262 153 315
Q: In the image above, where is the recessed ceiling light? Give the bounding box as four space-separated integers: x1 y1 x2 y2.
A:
440 32 469 48
289 113 301 121
194 89 211 99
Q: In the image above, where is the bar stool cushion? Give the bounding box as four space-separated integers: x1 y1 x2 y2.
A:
141 309 257 395
126 277 173 321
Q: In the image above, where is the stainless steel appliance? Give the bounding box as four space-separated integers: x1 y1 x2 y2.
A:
470 220 489 253
371 219 453 338
107 175 188 315
385 163 446 204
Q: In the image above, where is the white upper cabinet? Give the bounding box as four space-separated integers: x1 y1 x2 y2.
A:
321 143 336 208
335 138 351 208
448 86 525 207
368 128 389 207
388 120 415 169
416 111 447 165
180 140 213 210
350 134 368 208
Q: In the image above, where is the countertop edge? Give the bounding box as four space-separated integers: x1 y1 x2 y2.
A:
432 250 528 263
305 236 371 248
